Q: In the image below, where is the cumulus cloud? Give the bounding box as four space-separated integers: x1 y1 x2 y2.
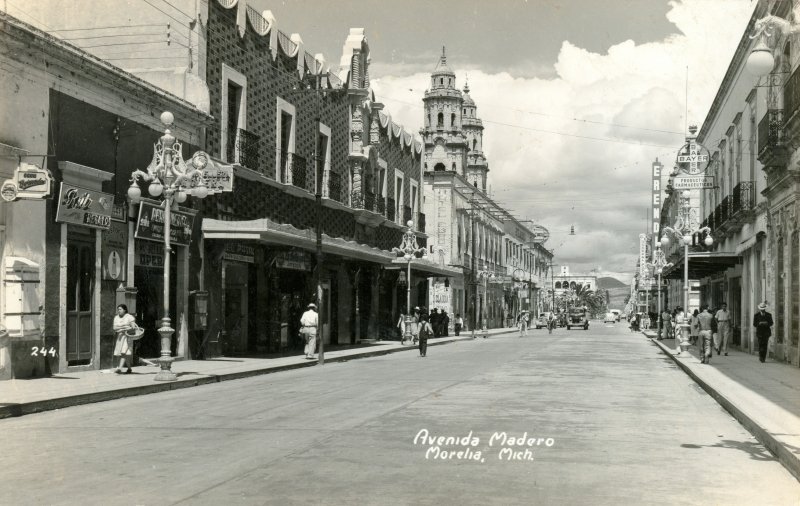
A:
371 0 754 283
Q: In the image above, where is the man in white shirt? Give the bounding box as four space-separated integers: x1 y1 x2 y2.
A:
300 303 319 359
714 303 730 356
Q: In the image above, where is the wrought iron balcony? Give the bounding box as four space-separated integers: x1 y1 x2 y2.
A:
228 128 260 171
327 171 344 203
364 191 376 212
376 197 386 216
757 109 785 162
387 197 396 222
279 151 310 191
713 195 730 233
403 205 412 225
727 181 756 230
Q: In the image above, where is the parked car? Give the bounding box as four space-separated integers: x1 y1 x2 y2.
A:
535 312 551 329
566 307 589 330
610 309 621 322
603 312 617 323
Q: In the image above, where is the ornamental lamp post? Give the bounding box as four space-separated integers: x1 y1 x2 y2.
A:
648 244 673 339
660 190 712 355
393 220 426 345
127 111 211 381
477 263 495 337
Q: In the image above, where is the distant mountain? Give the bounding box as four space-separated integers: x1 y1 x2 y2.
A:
597 277 627 289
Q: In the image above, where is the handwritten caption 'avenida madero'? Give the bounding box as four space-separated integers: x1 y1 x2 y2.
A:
414 429 555 463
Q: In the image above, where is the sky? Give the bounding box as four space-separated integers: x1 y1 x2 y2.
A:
6 0 757 283
248 0 757 283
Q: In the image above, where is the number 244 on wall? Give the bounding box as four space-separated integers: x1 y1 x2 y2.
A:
30 347 57 357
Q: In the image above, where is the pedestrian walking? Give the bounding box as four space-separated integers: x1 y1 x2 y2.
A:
547 312 555 334
441 310 450 336
410 308 420 345
697 305 714 363
715 303 730 356
418 313 433 357
660 307 671 341
430 308 441 337
454 313 463 336
112 304 138 374
690 309 700 346
753 302 774 364
517 311 529 337
300 303 318 359
397 313 406 341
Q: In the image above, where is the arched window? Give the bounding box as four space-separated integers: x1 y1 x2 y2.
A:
437 113 443 128
472 139 477 150
555 282 561 289
440 78 443 85
451 113 456 127
434 162 445 171
570 281 577 290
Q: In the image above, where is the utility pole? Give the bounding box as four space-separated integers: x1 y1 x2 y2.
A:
314 73 325 365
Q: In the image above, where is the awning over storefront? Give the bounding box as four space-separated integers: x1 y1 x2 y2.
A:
389 257 463 278
202 218 395 264
661 251 741 279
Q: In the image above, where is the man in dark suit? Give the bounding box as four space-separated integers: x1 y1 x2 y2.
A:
753 302 774 363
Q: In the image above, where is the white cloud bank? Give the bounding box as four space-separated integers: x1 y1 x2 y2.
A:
371 0 755 283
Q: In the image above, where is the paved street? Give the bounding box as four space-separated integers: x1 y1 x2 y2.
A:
1 323 798 506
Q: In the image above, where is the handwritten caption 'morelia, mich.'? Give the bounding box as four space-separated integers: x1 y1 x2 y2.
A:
413 429 556 463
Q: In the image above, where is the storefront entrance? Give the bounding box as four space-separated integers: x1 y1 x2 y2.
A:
66 236 95 365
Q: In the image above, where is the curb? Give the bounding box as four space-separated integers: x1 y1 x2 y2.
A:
0 331 516 420
649 337 800 482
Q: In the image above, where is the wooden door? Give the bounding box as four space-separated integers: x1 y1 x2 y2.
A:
66 241 94 364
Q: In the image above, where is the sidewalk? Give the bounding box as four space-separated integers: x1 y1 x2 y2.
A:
643 329 800 481
0 327 516 420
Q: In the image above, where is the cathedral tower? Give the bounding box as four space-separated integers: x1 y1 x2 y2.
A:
461 81 488 190
422 47 467 174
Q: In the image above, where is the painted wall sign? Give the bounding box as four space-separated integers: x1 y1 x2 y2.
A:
652 159 662 236
275 250 310 271
102 219 128 281
672 176 715 190
135 240 164 268
55 183 114 230
135 201 195 247
0 163 52 202
223 243 255 263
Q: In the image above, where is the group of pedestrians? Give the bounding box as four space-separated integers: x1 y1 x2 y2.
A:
655 301 774 364
397 307 462 357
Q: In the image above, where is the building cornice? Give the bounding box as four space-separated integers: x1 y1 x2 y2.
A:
0 12 213 126
698 1 765 142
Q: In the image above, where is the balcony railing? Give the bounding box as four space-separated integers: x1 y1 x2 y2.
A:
228 128 260 171
785 66 800 121
279 151 309 190
387 198 396 222
730 181 755 216
758 109 784 157
328 171 343 203
376 197 386 216
403 205 412 225
351 191 364 209
364 191 376 212
714 195 730 229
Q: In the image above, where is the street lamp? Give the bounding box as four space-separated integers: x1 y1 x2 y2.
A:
393 220 426 344
660 189 712 355
128 111 211 381
477 263 495 338
511 267 531 316
648 244 673 339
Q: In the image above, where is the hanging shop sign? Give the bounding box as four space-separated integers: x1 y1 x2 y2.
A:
101 219 127 281
275 250 311 271
672 176 715 190
111 202 127 222
55 183 114 230
676 130 711 175
639 234 648 280
135 201 195 246
223 243 255 264
0 162 52 202
182 157 233 195
652 159 662 235
135 240 164 268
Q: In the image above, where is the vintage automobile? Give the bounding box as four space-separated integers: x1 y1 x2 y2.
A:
603 312 617 323
535 312 551 329
610 309 621 322
566 307 589 330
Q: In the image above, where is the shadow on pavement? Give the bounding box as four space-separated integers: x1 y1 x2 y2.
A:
681 439 777 462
